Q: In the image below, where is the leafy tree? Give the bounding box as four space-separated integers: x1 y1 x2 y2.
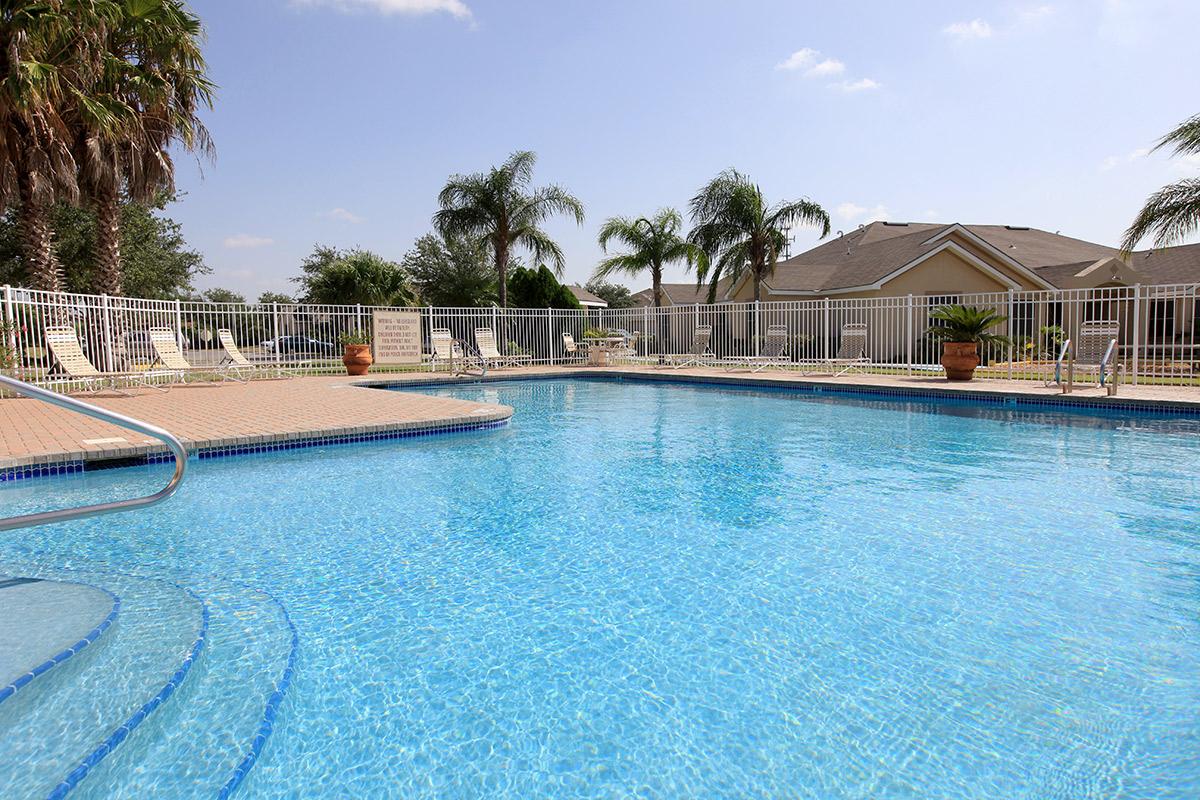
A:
294 245 415 307
688 169 830 302
434 150 584 307
402 232 497 307
0 191 207 298
584 278 636 309
593 208 703 307
257 291 294 305
77 0 214 296
198 287 245 304
507 264 581 309
0 1 109 291
1122 113 1200 252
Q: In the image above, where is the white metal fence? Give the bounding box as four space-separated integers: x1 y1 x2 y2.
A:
2 283 1197 388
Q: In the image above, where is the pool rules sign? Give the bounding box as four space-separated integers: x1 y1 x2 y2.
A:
372 310 422 365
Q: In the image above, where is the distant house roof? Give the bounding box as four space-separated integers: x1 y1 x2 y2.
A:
632 279 732 306
568 284 607 308
729 221 1200 297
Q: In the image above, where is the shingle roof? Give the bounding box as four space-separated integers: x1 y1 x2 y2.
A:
568 285 607 306
756 221 1200 294
633 280 731 305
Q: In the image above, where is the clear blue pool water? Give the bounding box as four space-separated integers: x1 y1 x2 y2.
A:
1 378 1199 798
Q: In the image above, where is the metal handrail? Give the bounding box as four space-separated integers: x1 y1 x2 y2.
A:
0 375 187 531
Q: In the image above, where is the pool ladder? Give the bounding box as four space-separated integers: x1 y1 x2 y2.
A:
0 374 187 531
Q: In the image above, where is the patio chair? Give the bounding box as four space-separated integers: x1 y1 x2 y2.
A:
1067 320 1122 395
665 325 715 369
723 324 790 372
562 332 589 364
799 323 870 376
430 328 478 374
149 327 243 384
43 326 167 394
218 328 292 380
611 329 640 364
475 327 531 369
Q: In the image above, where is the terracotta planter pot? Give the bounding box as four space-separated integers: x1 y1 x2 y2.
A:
940 341 979 381
342 344 373 376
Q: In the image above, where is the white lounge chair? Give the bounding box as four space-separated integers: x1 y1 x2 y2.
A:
562 332 589 364
475 327 531 369
430 328 474 374
150 327 244 383
800 323 870 376
218 328 290 379
723 324 790 372
665 325 715 369
1066 320 1122 395
44 326 168 393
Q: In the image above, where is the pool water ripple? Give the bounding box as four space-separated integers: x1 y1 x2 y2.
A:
1 378 1198 798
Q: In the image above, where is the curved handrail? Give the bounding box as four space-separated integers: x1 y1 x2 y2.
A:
0 375 187 531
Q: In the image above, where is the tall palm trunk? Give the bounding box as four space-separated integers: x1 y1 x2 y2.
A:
495 244 509 308
652 265 663 308
93 183 123 296
17 169 63 293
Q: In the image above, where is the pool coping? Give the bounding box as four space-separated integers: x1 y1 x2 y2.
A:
355 369 1200 417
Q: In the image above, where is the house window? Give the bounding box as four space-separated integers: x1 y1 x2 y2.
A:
1149 300 1175 340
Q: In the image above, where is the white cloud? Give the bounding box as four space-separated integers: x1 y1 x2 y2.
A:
322 207 364 224
1016 4 1055 25
806 58 845 77
775 48 818 71
1100 147 1150 171
835 78 881 92
943 19 993 40
836 202 890 223
293 0 471 21
223 234 275 249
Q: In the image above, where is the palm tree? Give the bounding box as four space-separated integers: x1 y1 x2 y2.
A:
434 150 584 307
304 250 416 307
592 208 703 307
77 0 213 296
0 1 111 291
1121 113 1200 253
687 169 830 303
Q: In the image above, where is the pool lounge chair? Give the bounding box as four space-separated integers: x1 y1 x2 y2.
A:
723 324 790 372
665 325 715 369
1066 320 1122 395
562 332 589 364
610 329 640 364
475 327 531 369
218 328 293 379
800 323 870 376
150 327 245 384
43 326 168 394
430 328 478 374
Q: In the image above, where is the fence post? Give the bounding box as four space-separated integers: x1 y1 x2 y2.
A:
1131 284 1141 385
645 305 651 358
174 299 184 351
272 302 281 365
905 294 913 376
822 297 831 361
1007 288 1014 381
2 285 15 377
356 303 363 333
100 294 116 372
545 307 552 366
754 300 761 357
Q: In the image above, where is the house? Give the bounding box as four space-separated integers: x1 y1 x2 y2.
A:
716 222 1200 300
631 279 731 307
568 284 607 309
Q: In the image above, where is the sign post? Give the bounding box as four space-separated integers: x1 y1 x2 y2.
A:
372 309 422 366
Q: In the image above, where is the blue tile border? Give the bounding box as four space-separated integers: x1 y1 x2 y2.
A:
0 583 120 708
46 589 209 800
0 417 510 483
216 586 300 800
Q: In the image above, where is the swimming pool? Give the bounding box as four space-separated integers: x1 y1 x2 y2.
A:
1 377 1198 798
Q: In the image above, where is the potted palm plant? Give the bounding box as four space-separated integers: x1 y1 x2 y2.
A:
926 305 1010 381
339 330 373 376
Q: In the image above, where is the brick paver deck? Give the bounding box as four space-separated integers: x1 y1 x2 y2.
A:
2 365 1197 472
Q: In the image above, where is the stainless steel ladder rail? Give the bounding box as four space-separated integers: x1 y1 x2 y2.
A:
0 375 187 531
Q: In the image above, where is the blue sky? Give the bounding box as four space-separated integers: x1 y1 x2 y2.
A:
176 0 1200 299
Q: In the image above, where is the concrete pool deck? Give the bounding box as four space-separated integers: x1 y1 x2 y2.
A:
1 366 1197 475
